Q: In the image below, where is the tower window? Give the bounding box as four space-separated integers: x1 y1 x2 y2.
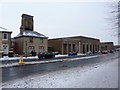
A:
29 38 33 42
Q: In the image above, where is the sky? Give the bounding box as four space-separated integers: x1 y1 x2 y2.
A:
0 0 118 45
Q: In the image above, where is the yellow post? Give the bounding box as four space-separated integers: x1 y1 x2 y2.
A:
19 56 24 64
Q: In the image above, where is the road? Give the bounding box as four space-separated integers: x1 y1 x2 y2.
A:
2 52 119 83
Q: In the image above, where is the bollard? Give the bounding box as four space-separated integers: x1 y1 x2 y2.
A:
19 56 24 64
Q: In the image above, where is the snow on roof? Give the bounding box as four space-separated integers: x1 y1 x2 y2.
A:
14 30 48 38
0 27 12 33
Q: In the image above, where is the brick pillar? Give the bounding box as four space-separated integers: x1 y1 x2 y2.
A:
78 42 81 53
88 44 90 52
67 44 68 54
61 44 64 55
71 44 73 52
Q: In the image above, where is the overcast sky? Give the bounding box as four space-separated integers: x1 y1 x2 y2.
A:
0 0 118 45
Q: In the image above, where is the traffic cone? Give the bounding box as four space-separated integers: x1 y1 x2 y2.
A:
19 56 24 64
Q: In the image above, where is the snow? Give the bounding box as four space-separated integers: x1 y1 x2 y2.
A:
2 58 118 88
0 55 67 61
0 56 38 61
55 53 86 57
0 27 12 32
55 54 68 57
1 55 102 68
0 53 86 61
14 30 48 38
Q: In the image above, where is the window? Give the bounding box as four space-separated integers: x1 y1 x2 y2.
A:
2 33 8 40
28 46 34 53
73 44 75 51
40 38 43 43
90 45 92 51
29 38 33 42
83 44 85 53
39 46 44 52
87 45 89 52
98 45 99 51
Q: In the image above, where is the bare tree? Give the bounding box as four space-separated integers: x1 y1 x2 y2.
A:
118 1 120 36
110 1 120 45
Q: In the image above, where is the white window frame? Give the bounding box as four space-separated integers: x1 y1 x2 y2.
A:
39 46 44 52
2 33 8 40
28 46 35 53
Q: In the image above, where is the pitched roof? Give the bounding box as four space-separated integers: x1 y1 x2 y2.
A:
14 30 48 38
0 27 12 33
49 35 99 41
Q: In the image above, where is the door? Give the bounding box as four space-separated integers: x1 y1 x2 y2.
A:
2 44 8 54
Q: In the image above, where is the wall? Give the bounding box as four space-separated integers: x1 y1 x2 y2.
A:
14 37 48 55
48 39 62 54
100 42 114 51
48 36 100 54
70 36 100 54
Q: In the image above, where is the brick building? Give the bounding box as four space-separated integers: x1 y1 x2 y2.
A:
100 42 114 51
0 27 12 57
14 14 48 55
48 36 100 54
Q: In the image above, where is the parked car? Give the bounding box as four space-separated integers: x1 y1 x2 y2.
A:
53 51 59 55
109 50 114 53
68 52 77 56
31 50 36 56
97 51 101 54
115 48 120 51
38 52 55 59
102 50 108 54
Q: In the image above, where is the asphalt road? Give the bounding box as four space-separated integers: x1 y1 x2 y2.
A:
2 52 119 83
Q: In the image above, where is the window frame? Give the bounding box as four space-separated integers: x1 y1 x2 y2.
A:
39 46 44 53
40 38 43 43
28 46 35 53
29 37 33 43
2 33 8 40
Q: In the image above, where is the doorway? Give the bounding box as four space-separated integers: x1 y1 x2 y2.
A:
2 44 8 55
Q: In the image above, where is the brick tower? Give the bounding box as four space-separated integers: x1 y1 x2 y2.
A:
20 14 34 34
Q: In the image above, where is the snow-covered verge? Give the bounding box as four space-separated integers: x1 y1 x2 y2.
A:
1 55 101 68
2 58 118 88
0 54 85 61
0 56 38 61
